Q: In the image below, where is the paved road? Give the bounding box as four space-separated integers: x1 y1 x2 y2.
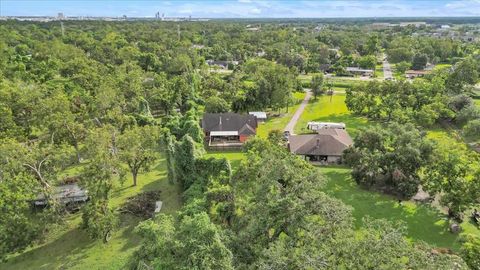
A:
284 89 312 135
383 57 393 80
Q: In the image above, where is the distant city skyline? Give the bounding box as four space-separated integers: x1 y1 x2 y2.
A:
1 0 480 18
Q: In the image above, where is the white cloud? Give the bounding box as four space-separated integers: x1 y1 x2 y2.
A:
249 8 261 14
238 0 252 3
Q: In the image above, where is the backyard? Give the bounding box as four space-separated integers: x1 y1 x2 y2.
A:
217 91 480 252
321 166 467 251
1 157 183 270
294 93 369 136
3 89 479 269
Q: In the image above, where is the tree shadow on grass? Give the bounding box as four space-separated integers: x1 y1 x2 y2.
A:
118 215 143 252
322 168 462 250
3 227 95 270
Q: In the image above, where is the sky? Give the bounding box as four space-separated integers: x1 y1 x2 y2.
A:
1 0 480 18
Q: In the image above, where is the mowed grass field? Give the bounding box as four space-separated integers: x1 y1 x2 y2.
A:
320 166 464 250
294 94 369 136
375 64 384 78
1 156 183 270
256 91 306 138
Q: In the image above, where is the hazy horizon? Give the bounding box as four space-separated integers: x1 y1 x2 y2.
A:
1 0 480 18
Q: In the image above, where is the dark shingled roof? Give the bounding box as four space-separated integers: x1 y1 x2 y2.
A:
202 113 258 135
289 129 353 156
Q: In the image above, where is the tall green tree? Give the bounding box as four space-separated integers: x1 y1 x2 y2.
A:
135 213 234 270
344 123 433 198
311 73 324 99
117 125 159 186
423 148 480 220
81 127 124 242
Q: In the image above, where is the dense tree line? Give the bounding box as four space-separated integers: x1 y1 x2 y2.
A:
135 138 468 269
346 57 480 128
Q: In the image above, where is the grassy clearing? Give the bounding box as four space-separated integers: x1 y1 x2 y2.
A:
434 64 452 71
293 94 369 136
205 151 246 170
256 91 306 138
299 74 368 88
474 98 480 107
375 64 384 78
2 156 182 270
320 166 467 251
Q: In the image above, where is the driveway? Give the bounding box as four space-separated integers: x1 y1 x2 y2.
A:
284 89 312 135
383 57 393 80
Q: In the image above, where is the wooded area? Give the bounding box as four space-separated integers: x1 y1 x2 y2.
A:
0 19 480 269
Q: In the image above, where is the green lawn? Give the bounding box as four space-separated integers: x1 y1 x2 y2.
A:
294 94 369 136
375 64 384 78
434 64 452 71
320 166 468 251
1 156 183 270
256 91 306 138
205 151 245 170
299 74 368 88
474 98 480 107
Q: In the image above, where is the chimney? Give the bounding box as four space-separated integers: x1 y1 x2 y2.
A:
219 116 222 126
316 138 320 147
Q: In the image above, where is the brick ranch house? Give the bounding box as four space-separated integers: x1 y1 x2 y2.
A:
201 113 258 148
288 129 353 164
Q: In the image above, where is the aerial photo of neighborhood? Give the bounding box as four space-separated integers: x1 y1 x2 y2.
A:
0 0 480 269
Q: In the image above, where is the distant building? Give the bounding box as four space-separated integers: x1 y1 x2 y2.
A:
288 129 353 164
57 13 65 20
370 23 394 29
346 67 374 77
206 60 239 69
400 22 427 27
202 113 258 148
192 44 205 49
405 69 431 79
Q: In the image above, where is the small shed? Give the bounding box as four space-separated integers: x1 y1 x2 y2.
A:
249 111 267 122
33 184 88 206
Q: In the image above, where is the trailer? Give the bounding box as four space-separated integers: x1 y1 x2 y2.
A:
307 122 346 131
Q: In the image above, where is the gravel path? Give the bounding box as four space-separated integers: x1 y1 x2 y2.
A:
284 89 312 135
383 57 393 80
